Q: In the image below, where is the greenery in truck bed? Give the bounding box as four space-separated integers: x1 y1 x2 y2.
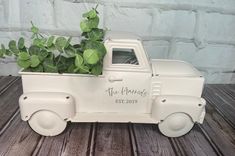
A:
0 6 106 76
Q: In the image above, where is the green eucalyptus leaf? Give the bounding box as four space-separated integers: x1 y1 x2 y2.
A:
47 36 55 47
88 16 99 29
82 9 97 19
73 67 79 73
65 37 72 49
18 52 30 61
75 54 83 67
5 50 12 56
30 55 40 67
56 56 74 73
55 37 67 51
91 64 102 76
43 59 58 73
29 45 40 55
80 20 91 32
83 49 99 65
30 64 43 72
46 52 54 61
0 49 3 58
17 59 31 69
81 32 88 38
31 33 36 39
38 49 48 61
73 44 81 49
9 40 19 54
1 44 6 54
67 64 76 73
64 46 76 57
79 65 90 74
80 39 87 49
33 38 40 46
87 28 104 41
33 38 47 48
47 44 56 51
31 25 39 34
84 41 106 58
18 37 25 49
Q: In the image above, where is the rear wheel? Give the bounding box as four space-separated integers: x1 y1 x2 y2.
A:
158 113 194 137
28 110 67 136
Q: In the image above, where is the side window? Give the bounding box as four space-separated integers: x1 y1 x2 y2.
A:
112 48 139 65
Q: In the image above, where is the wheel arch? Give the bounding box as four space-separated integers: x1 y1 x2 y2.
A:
19 92 76 121
158 112 194 137
151 95 206 123
160 111 194 123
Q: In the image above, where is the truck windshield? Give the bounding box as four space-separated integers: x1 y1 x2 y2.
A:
112 48 139 65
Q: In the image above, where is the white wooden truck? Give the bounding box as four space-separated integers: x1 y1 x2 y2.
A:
19 32 206 137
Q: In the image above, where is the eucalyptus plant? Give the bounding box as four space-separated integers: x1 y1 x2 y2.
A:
0 7 106 76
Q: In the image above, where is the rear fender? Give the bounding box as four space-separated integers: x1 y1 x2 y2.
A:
19 92 76 121
151 95 206 123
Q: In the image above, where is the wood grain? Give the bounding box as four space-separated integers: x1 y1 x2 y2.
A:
215 85 235 99
0 76 18 95
170 125 218 156
93 123 133 156
212 84 235 108
132 123 176 156
35 123 93 156
0 78 22 130
199 102 235 156
204 85 235 127
0 114 41 156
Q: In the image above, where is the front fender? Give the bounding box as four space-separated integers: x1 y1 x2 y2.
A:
151 95 206 123
19 92 76 121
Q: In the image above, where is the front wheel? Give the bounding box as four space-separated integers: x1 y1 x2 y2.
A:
158 113 194 137
28 110 67 136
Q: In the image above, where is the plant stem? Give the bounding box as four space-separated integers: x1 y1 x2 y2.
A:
30 21 34 27
56 52 62 66
95 4 99 10
39 33 44 38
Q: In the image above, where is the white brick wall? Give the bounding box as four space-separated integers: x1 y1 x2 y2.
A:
0 0 235 84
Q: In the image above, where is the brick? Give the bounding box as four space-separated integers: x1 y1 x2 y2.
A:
170 42 235 70
168 42 196 64
0 32 12 44
104 7 153 37
143 40 169 59
0 31 32 47
201 71 234 84
89 0 235 8
192 45 235 70
152 10 196 38
204 13 235 42
105 6 195 38
55 0 104 32
0 4 5 26
19 0 54 29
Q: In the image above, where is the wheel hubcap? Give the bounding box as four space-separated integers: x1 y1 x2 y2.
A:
28 110 67 136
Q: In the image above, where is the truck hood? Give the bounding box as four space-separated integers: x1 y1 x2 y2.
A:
151 59 202 77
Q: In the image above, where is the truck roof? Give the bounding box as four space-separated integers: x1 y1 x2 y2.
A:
104 31 141 42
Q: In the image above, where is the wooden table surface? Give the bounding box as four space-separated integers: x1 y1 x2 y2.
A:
0 76 234 156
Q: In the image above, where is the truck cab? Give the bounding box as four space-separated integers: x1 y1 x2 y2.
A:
19 32 206 137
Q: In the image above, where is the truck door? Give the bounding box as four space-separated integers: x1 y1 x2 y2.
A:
102 41 152 113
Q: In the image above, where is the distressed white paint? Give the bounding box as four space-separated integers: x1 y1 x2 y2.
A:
0 0 235 84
